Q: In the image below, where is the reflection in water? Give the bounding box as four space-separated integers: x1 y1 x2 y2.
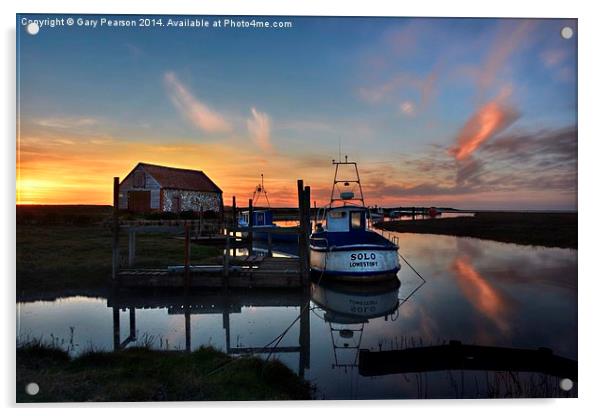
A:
311 280 403 372
451 255 511 334
16 233 577 399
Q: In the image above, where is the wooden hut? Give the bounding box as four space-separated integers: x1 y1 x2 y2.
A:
118 162 223 214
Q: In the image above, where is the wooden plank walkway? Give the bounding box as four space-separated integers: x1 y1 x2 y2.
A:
117 256 302 289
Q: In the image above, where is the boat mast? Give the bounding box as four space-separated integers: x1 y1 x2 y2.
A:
329 155 365 207
252 173 271 208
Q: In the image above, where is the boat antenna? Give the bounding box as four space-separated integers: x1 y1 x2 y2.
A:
338 137 342 163
252 173 271 208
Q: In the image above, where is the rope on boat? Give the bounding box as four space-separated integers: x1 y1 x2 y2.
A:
398 252 426 282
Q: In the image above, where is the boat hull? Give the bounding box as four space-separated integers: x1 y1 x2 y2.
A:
310 246 400 281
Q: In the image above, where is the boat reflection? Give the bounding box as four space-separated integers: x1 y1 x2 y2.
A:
311 279 401 371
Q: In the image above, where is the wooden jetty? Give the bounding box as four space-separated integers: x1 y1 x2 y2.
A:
108 289 311 376
111 177 312 290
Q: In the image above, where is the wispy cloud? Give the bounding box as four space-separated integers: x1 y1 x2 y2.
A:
247 107 273 152
34 117 98 129
164 72 231 134
540 48 568 68
399 100 416 117
475 20 537 100
449 89 519 161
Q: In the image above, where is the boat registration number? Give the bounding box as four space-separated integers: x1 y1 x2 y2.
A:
349 252 378 268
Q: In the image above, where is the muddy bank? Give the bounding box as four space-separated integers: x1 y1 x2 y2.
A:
375 212 577 249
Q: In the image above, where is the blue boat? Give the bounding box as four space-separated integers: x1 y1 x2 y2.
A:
238 175 298 243
238 209 298 242
309 157 400 281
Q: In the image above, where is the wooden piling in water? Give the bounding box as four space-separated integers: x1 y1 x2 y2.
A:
231 196 236 227
112 177 120 281
248 198 254 254
297 180 310 285
184 223 191 289
112 306 120 351
128 230 136 267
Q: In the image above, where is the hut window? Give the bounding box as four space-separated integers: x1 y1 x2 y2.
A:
133 171 146 188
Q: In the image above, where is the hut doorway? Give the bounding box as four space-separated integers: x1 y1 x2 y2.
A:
128 191 151 213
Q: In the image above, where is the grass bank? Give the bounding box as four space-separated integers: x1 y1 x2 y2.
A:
375 212 577 249
17 344 312 402
17 224 221 296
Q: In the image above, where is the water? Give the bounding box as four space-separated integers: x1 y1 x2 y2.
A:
16 232 577 399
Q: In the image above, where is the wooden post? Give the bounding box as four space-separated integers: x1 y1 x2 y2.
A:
297 180 309 285
184 223 191 289
248 198 254 254
128 230 136 267
231 196 237 228
185 306 191 352
112 177 120 281
129 308 136 340
299 293 310 376
303 186 311 285
199 205 204 237
412 207 416 221
267 231 273 257
112 306 120 351
223 231 230 287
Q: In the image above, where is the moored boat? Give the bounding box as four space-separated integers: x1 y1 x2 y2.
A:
309 157 400 281
238 175 298 243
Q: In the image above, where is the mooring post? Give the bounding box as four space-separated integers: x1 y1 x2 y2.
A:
112 306 120 351
223 230 230 287
112 177 120 281
297 180 309 285
299 292 311 376
267 231 273 257
129 308 136 340
199 205 204 237
231 196 237 229
412 207 416 221
128 229 136 267
184 223 191 289
248 198 254 254
185 306 191 353
303 186 311 285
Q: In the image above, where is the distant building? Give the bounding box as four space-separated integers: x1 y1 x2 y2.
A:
118 162 223 214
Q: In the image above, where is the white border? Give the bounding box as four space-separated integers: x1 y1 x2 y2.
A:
3 1 601 415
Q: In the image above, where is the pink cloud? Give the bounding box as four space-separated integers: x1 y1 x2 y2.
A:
164 72 231 134
450 89 519 160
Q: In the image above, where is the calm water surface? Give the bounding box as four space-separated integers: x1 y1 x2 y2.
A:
17 233 577 399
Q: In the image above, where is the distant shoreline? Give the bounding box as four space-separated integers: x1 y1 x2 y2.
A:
374 212 577 249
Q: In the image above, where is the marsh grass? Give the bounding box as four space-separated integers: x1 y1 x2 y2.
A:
17 224 221 294
16 343 312 402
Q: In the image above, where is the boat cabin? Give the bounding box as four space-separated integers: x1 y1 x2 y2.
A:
324 206 368 232
239 210 274 227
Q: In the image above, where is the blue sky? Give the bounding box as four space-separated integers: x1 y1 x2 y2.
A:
17 15 577 209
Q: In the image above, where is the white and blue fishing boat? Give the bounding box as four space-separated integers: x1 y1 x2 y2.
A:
309 157 400 281
238 175 298 243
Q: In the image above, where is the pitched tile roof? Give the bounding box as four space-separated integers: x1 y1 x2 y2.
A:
135 163 222 193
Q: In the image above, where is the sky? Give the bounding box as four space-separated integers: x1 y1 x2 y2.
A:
16 15 577 209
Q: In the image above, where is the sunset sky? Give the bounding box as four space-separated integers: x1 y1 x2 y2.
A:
17 15 577 209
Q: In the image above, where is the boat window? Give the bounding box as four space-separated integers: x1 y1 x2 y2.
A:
350 211 363 229
330 211 346 219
